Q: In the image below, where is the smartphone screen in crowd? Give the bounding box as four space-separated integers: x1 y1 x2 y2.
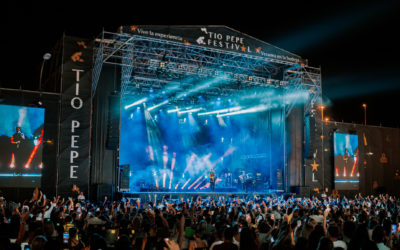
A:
63 232 69 244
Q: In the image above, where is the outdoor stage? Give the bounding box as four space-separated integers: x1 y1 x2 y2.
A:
91 26 322 199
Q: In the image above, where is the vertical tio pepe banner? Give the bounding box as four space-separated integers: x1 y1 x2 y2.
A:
59 36 92 197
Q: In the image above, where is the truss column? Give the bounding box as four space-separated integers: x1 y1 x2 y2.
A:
121 41 135 100
92 31 105 97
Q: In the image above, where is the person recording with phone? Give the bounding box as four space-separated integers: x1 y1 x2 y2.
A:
67 227 84 250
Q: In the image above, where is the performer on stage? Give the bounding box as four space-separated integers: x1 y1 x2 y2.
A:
244 173 252 193
342 148 349 177
11 126 25 149
10 126 25 169
239 171 246 192
227 172 232 187
209 169 216 192
224 172 229 187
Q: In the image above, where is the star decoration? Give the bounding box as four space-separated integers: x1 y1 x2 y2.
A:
71 52 84 62
240 45 246 52
311 160 319 172
77 41 87 49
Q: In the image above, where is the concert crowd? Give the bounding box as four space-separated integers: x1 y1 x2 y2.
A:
0 188 400 250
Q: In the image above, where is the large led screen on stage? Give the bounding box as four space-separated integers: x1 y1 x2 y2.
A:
0 104 45 187
334 132 359 190
120 102 285 193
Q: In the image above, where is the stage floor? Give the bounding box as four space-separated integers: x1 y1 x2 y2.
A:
119 190 285 202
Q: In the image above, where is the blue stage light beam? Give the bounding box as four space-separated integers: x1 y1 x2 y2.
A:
198 107 242 116
178 108 203 115
218 90 309 117
147 100 169 112
272 4 390 53
149 76 230 115
217 104 271 117
175 75 230 99
167 107 180 113
124 97 147 110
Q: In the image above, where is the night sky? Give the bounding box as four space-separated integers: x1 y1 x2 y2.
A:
3 2 400 127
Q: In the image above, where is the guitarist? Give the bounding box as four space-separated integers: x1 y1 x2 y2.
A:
209 169 216 192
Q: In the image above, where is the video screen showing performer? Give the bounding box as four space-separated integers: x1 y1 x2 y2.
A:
334 132 359 190
0 104 45 187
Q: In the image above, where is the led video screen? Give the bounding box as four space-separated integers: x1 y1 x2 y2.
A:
334 132 359 190
120 103 284 193
0 104 45 187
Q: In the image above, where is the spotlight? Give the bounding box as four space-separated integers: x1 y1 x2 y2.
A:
30 99 43 107
43 53 52 60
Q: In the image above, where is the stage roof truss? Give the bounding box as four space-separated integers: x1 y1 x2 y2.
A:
93 30 321 116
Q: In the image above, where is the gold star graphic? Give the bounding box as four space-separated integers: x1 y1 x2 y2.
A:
311 160 319 172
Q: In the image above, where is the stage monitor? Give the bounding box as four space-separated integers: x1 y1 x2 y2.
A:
0 104 45 187
333 132 359 190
